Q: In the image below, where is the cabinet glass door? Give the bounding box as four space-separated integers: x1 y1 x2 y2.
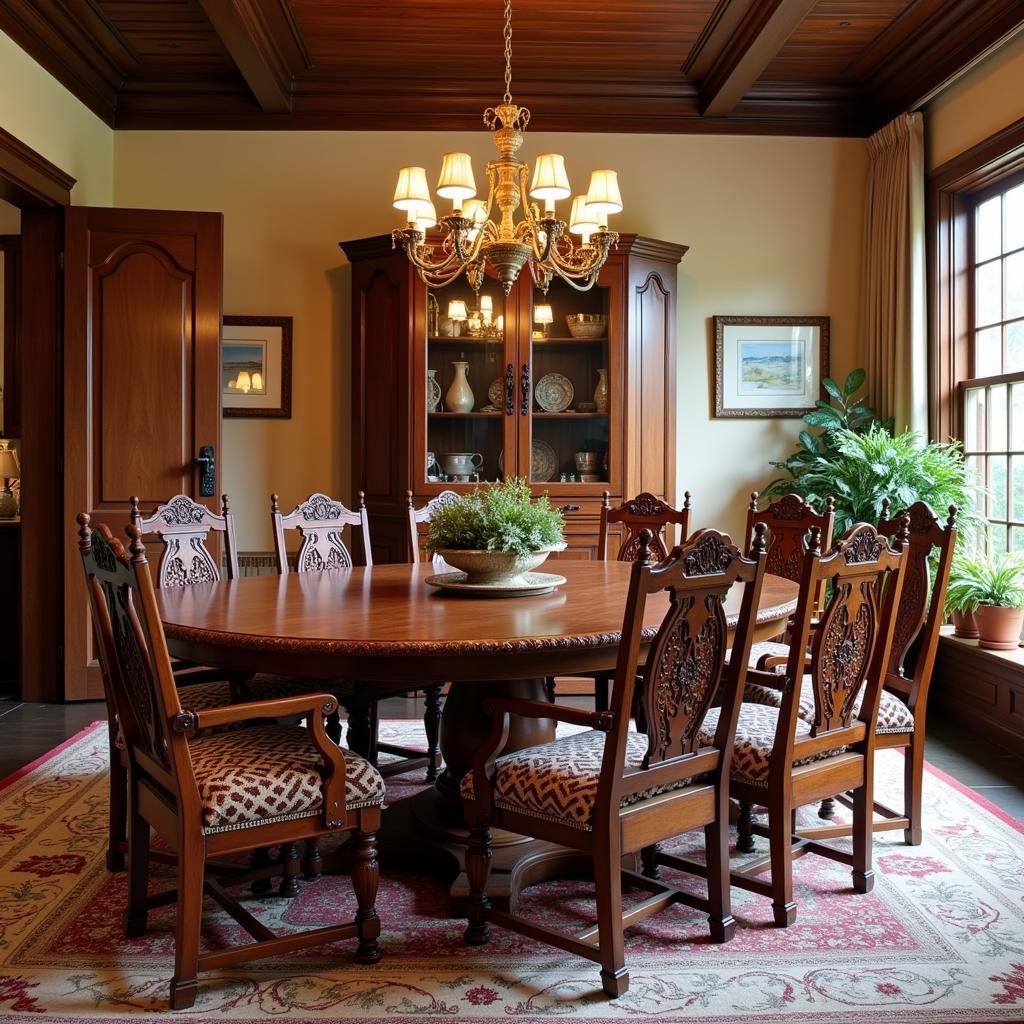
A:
424 280 511 487
526 277 612 487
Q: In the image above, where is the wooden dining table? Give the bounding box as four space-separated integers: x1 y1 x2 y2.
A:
157 561 798 911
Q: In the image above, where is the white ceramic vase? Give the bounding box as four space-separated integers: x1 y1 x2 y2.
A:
594 368 609 414
446 361 475 412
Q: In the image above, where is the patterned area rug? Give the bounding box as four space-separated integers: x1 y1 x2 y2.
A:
1 720 1023 1023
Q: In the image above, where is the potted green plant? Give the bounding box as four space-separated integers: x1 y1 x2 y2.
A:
426 477 565 585
945 552 1024 650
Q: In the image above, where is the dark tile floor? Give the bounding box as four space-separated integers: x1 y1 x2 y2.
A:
2 697 1023 820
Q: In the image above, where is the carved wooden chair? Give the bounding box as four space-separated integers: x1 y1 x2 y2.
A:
77 516 384 1010
271 491 437 779
715 521 907 927
741 492 835 671
462 526 768 998
568 490 693 711
748 501 957 842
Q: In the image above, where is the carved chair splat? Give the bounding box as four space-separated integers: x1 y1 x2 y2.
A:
462 525 769 998
728 519 908 927
77 516 384 1010
271 491 372 574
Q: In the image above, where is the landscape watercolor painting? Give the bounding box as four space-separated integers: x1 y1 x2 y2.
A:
737 339 806 395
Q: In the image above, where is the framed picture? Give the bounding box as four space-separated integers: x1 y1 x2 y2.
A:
713 315 830 418
222 315 292 418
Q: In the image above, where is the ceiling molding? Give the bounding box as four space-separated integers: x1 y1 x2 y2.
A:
197 0 294 113
698 0 818 118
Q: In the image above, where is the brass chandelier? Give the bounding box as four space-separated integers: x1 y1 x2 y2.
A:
391 0 623 295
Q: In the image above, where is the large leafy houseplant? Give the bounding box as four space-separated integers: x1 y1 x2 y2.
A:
945 552 1024 650
426 478 565 585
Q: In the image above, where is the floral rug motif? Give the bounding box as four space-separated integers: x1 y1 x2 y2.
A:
1 720 1023 1022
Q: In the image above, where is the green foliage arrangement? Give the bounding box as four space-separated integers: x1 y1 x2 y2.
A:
804 368 893 435
762 424 983 539
426 478 565 557
945 552 1024 613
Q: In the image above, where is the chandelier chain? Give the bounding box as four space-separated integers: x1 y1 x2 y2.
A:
502 0 513 104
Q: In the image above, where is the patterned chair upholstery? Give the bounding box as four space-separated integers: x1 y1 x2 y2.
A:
460 730 696 832
190 725 385 834
697 703 831 787
744 677 916 736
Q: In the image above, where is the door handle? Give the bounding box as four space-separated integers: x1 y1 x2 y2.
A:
505 363 515 416
520 362 531 416
194 445 216 497
559 504 581 513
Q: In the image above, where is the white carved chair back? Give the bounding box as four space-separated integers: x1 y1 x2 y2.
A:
271 491 373 574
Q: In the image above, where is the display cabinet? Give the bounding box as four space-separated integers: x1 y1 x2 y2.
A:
340 233 687 565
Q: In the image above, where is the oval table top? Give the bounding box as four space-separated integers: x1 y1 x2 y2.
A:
157 562 799 684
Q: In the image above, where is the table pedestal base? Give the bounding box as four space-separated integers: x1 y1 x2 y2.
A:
376 786 602 916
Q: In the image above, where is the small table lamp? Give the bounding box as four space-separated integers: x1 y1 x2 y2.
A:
448 299 468 338
534 303 554 339
0 441 20 519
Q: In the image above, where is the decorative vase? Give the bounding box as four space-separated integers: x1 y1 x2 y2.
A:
436 544 565 585
446 361 475 412
973 604 1024 650
426 369 441 411
594 368 609 414
951 608 979 639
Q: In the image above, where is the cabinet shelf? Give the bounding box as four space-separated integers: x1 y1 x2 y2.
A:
427 335 504 344
533 336 608 345
428 411 501 418
532 411 607 419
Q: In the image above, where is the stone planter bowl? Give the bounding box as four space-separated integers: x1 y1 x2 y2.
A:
436 544 565 585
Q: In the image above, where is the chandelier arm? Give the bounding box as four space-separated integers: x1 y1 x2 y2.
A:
407 242 466 276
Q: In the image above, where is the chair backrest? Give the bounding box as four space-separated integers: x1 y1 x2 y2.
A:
599 525 768 807
271 491 372 574
407 489 461 566
746 492 835 615
598 490 692 561
878 499 957 710
77 515 191 798
782 520 908 745
130 493 238 588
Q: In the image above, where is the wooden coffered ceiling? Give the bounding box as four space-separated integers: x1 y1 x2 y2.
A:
2 0 1023 136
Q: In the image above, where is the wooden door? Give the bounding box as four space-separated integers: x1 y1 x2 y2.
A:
63 207 223 699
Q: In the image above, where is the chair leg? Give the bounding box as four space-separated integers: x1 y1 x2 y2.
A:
123 792 150 937
903 737 924 846
737 801 756 853
352 827 382 964
594 674 610 713
640 842 661 880
464 824 493 946
769 801 797 927
593 838 628 997
169 837 204 1010
704 814 735 943
543 677 556 703
107 749 128 872
343 699 373 761
423 687 443 782
303 839 323 880
325 710 342 745
278 842 301 897
818 797 836 820
852 758 876 894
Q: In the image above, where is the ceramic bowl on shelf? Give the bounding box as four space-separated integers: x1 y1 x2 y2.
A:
565 313 608 339
574 451 602 472
575 401 597 413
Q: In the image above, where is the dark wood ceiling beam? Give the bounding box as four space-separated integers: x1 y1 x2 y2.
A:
197 0 294 113
698 0 819 118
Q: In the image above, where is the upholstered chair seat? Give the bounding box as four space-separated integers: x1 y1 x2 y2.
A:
745 639 792 669
743 677 916 736
460 730 697 831
189 725 385 834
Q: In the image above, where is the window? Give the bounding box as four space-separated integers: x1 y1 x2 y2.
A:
960 174 1024 556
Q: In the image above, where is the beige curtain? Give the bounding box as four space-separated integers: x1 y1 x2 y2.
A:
862 111 927 435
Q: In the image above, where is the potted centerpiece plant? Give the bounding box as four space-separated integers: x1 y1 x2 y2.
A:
426 477 565 585
944 552 1024 650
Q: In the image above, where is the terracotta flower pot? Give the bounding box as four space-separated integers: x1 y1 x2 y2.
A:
951 608 980 639
973 604 1024 651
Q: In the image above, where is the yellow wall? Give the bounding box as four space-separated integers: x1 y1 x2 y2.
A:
925 31 1024 172
0 29 113 205
114 130 866 548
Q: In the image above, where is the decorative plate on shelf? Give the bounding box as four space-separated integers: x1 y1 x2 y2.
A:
531 439 557 482
426 372 442 412
426 570 567 598
535 373 574 412
488 378 505 407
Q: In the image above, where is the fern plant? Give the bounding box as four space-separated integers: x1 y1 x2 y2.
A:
761 424 983 540
426 478 564 557
945 553 1024 612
